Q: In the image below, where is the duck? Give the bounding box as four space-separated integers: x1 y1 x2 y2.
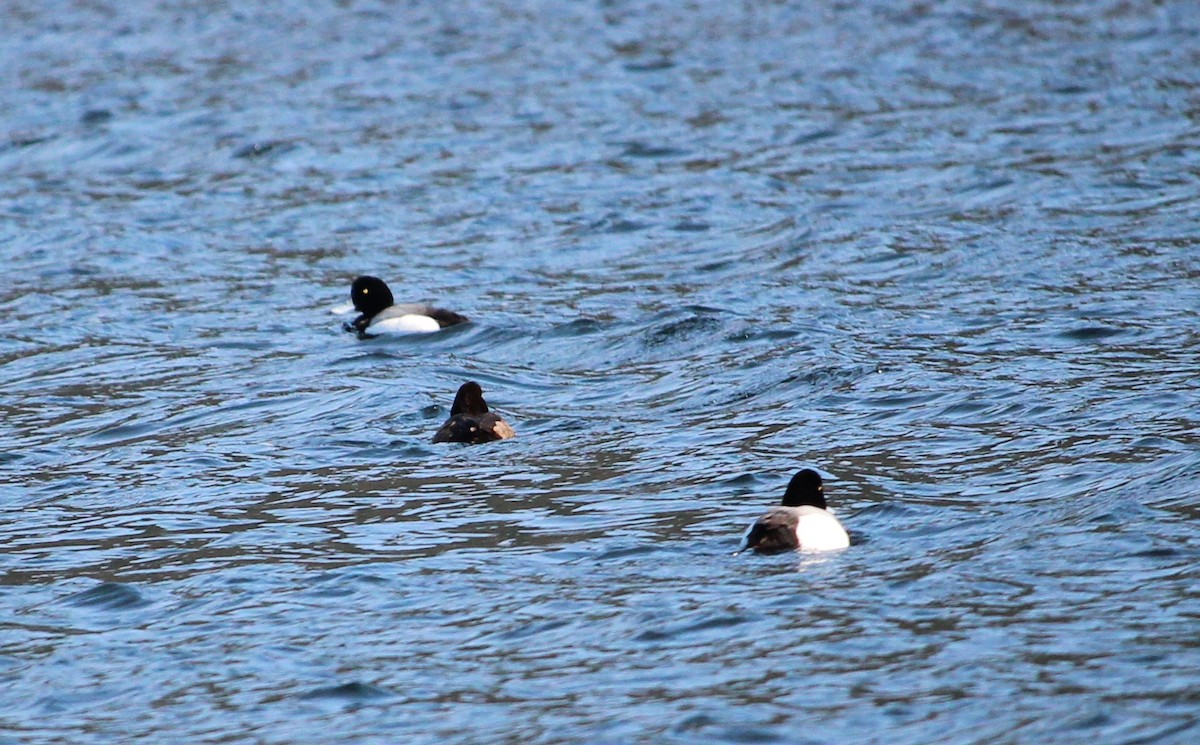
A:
741 469 850 553
432 382 516 444
344 275 468 336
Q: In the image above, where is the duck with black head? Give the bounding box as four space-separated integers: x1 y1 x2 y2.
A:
432 382 516 445
344 275 468 336
741 469 850 553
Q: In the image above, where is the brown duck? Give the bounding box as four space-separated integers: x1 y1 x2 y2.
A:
432 382 516 445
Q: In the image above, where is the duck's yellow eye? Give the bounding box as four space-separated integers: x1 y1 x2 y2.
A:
362 288 369 294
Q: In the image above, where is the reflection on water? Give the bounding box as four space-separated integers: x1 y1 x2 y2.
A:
2 0 1199 742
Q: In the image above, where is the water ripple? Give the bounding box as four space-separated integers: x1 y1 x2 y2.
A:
2 0 1199 743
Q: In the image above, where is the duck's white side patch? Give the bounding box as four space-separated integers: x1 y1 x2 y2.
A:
366 314 442 334
492 419 516 440
793 507 851 551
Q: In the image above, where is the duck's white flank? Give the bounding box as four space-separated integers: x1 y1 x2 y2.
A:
785 505 851 551
365 314 442 334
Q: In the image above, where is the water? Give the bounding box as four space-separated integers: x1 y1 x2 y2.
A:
2 1 1199 742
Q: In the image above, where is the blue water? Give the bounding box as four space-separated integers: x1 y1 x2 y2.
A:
3 1 1199 742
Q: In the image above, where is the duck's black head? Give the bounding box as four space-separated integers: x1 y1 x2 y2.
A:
350 276 395 317
450 381 489 417
781 468 827 509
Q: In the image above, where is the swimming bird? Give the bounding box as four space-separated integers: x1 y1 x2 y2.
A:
344 275 468 336
741 469 850 553
432 382 516 444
